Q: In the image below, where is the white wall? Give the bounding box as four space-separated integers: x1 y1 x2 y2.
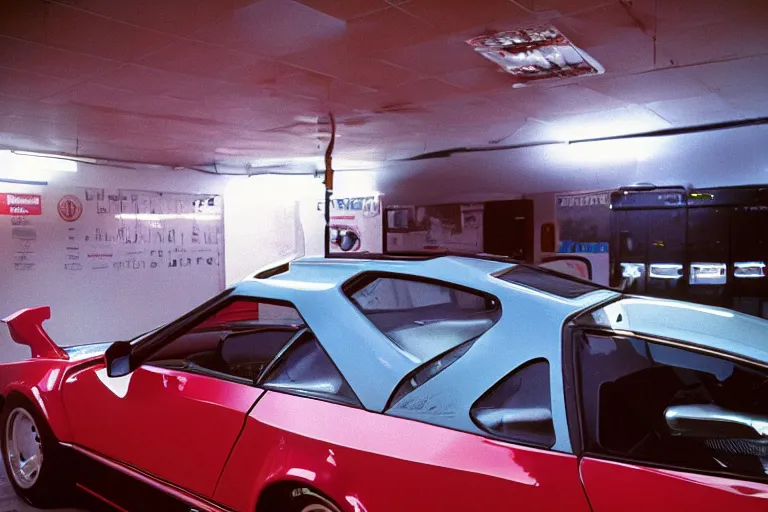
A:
223 171 385 284
223 175 325 284
0 162 230 362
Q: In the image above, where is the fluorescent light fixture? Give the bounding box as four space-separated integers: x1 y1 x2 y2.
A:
0 150 77 183
690 263 727 285
114 213 221 221
734 261 765 278
466 27 603 81
563 138 659 165
247 157 380 173
12 150 92 167
621 262 645 279
649 263 683 280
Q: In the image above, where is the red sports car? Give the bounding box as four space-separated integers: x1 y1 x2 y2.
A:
1 255 768 511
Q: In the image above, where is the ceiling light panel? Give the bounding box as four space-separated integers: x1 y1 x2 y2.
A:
466 27 604 82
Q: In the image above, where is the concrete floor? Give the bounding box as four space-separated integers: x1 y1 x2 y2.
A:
0 463 84 512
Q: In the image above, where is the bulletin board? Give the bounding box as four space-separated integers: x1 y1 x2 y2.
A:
385 203 484 253
0 186 224 362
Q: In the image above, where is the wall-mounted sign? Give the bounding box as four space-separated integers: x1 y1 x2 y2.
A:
318 196 380 217
57 194 83 222
0 193 42 215
322 196 382 253
555 190 612 253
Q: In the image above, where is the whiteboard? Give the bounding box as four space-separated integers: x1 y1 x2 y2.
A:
0 186 224 362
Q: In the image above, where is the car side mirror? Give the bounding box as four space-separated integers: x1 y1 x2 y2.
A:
104 341 133 378
473 407 553 434
665 404 768 440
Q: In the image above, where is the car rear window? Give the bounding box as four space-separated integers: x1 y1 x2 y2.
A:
346 274 500 363
496 265 601 299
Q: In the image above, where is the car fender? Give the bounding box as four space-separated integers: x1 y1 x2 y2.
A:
214 394 371 512
254 444 368 512
0 358 77 441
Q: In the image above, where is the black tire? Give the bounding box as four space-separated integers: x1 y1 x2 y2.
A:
288 487 343 512
0 393 74 508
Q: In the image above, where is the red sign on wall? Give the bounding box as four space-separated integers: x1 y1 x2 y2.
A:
0 193 42 215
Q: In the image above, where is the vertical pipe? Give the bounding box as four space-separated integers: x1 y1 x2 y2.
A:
324 112 336 258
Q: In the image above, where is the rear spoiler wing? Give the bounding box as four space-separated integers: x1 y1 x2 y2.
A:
2 307 69 360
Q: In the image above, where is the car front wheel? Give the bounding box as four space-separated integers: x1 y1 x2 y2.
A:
1 394 73 508
290 487 343 512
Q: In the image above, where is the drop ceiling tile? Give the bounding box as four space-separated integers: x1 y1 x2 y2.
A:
0 95 76 124
59 0 240 36
279 45 421 89
644 94 742 125
367 78 466 107
683 55 768 101
0 66 74 100
0 131 78 154
344 7 442 53
0 114 76 141
139 41 263 79
382 33 487 77
0 36 120 81
584 68 711 104
190 0 346 57
217 59 304 86
265 71 336 101
553 2 651 50
76 140 205 166
397 0 530 33
534 0 621 15
537 105 670 139
437 66 516 93
656 0 768 67
89 65 246 103
293 0 391 20
263 71 375 103
43 4 175 62
419 99 527 135
0 0 50 43
484 83 628 118
44 82 196 119
579 32 654 74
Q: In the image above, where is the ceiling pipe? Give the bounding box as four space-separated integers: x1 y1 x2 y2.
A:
400 115 768 161
323 112 337 259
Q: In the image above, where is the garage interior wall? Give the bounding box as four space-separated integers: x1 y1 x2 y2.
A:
224 174 325 284
0 163 230 362
526 192 558 263
0 166 390 362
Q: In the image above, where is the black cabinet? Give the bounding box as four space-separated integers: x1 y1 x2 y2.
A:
610 187 687 299
483 200 534 262
610 185 768 318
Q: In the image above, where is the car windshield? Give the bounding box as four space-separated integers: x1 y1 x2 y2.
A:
574 296 768 366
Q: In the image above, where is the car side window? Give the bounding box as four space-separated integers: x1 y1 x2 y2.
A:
347 274 500 363
575 332 768 482
260 336 361 407
470 359 555 448
148 298 304 383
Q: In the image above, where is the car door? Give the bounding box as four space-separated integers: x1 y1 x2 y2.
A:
62 296 304 501
571 330 768 511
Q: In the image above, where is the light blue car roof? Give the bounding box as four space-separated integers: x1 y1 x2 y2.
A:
232 256 768 454
233 256 619 453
